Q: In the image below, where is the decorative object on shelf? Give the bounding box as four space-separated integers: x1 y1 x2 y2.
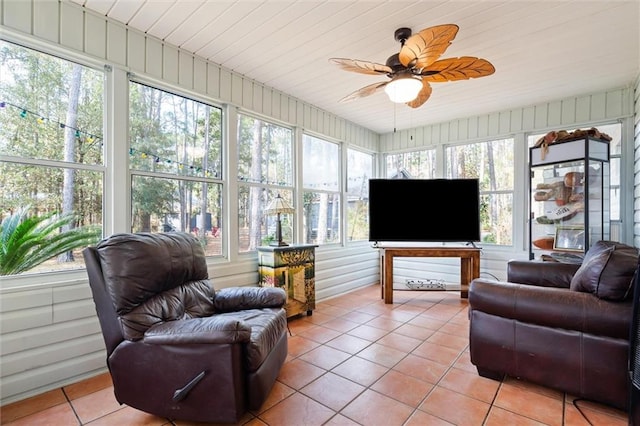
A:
546 201 584 221
533 236 555 250
541 252 584 264
533 127 613 160
553 226 585 252
264 193 295 247
329 24 494 107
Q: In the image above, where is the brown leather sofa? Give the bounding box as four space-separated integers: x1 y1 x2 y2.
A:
469 240 639 410
83 232 288 423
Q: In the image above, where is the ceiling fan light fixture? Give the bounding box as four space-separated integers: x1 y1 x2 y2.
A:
384 75 422 103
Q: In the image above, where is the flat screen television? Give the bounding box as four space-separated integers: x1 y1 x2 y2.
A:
368 178 481 243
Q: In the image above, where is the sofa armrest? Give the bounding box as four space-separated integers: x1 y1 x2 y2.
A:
214 287 286 312
143 316 251 345
507 260 580 288
469 279 632 339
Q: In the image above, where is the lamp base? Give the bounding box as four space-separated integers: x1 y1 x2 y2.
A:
270 241 290 247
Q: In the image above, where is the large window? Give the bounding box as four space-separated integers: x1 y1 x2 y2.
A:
385 149 436 179
303 135 341 245
237 114 293 251
346 148 374 241
129 82 223 256
446 139 514 245
0 40 104 274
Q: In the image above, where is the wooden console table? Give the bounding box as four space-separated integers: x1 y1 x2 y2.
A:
378 247 481 303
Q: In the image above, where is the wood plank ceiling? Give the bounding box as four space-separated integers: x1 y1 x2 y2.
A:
69 0 639 134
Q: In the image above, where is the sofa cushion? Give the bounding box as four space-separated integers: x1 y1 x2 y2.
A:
569 240 638 301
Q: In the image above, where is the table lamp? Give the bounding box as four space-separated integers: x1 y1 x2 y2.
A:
264 194 295 246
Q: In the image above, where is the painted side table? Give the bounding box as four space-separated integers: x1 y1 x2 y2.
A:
258 244 317 317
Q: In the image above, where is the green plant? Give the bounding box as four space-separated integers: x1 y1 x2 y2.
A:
0 207 101 275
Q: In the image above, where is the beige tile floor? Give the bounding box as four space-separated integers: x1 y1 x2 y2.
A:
0 285 629 425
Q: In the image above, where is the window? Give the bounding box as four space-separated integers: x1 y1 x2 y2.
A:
303 134 340 245
446 139 514 245
346 148 374 241
237 114 293 251
0 40 104 274
129 82 223 256
385 149 436 178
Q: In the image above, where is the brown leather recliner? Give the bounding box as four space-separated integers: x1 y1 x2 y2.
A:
469 240 639 410
83 232 288 423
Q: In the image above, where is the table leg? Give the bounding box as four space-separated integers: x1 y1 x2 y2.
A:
460 257 471 299
379 252 384 299
384 252 393 304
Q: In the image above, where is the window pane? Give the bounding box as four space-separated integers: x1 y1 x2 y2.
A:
238 187 294 251
237 115 293 252
446 139 514 246
0 41 104 275
480 193 513 245
303 134 340 245
237 114 293 185
385 149 435 178
303 135 339 191
131 175 222 256
446 139 513 191
347 149 373 241
0 162 103 273
0 41 104 165
129 82 222 179
303 192 340 244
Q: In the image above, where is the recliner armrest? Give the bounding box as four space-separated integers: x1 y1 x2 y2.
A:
469 279 632 340
143 316 251 344
214 287 286 312
507 260 580 288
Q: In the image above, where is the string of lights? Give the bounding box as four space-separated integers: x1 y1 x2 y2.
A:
0 100 102 143
3 100 369 187
128 148 219 178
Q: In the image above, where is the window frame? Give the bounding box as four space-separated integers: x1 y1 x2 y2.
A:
444 137 516 246
127 78 225 257
345 146 375 242
302 133 343 246
236 111 295 252
0 38 106 276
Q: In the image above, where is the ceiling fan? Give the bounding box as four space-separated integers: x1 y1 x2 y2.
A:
329 24 495 108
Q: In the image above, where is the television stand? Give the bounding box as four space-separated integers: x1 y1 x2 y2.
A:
378 246 481 303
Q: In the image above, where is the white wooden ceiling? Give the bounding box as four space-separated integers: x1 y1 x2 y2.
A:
68 0 639 134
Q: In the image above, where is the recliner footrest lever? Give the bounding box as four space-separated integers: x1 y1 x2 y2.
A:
173 371 206 402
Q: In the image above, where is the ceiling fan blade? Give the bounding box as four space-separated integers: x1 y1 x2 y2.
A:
338 81 389 103
329 58 392 75
406 80 433 108
398 24 459 69
420 57 495 82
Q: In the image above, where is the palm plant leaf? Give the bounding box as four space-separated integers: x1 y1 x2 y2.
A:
0 207 101 275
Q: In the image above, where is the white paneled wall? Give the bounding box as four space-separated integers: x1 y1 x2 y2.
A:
379 88 632 149
0 0 638 407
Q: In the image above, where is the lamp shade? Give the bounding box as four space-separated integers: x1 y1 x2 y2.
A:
264 194 295 215
384 75 423 103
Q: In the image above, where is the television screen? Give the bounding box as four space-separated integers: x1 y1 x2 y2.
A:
368 178 481 243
